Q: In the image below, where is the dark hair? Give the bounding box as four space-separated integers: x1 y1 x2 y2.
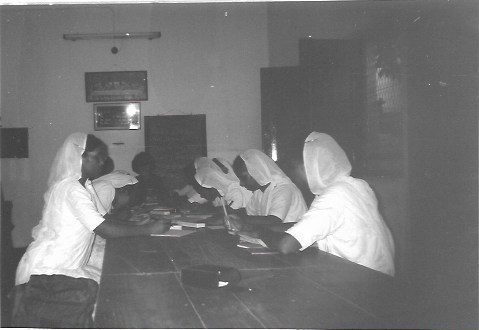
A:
232 156 246 174
212 158 229 174
84 134 107 155
132 152 155 173
183 161 196 185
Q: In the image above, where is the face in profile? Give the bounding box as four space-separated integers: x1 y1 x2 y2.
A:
233 157 260 192
193 178 220 201
82 146 108 180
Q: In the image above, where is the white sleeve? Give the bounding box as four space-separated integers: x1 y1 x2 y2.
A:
68 186 106 231
91 181 115 215
286 192 342 251
225 186 252 209
268 185 294 221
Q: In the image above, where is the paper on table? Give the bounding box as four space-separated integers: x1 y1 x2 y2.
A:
237 236 278 255
184 214 212 220
246 248 279 255
172 220 206 228
207 225 225 230
151 229 195 237
238 233 267 247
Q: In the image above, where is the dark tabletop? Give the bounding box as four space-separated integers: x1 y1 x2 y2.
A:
94 229 413 328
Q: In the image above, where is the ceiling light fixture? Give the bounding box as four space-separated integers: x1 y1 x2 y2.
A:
63 32 161 41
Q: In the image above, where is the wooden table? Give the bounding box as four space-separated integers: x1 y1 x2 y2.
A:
94 229 413 328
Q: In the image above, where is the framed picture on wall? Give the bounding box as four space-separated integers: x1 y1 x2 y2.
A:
85 71 148 102
94 102 141 130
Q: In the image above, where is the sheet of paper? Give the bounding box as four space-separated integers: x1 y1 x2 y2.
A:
237 241 278 255
207 225 225 230
246 248 279 255
172 220 206 228
184 214 213 220
150 229 195 237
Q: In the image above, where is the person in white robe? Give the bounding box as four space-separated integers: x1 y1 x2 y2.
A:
194 157 252 210
261 132 395 276
228 149 307 231
12 133 170 328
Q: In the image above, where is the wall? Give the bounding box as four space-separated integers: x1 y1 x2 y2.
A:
264 0 477 280
1 3 268 246
266 1 382 67
267 1 478 326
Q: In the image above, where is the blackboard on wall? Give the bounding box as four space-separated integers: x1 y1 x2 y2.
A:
1 128 29 158
145 115 207 190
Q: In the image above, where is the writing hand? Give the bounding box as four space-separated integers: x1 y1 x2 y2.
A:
224 214 242 232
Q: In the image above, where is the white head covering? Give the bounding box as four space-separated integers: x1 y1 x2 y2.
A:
47 132 87 188
303 132 352 195
194 157 239 196
195 157 252 209
92 170 138 214
32 132 98 246
239 149 291 186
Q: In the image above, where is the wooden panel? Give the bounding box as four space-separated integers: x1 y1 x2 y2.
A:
98 229 414 328
1 127 29 158
102 237 176 275
145 115 207 190
233 268 383 329
180 278 264 328
95 273 203 328
294 262 413 325
299 38 363 74
260 66 315 205
260 40 366 201
159 230 288 271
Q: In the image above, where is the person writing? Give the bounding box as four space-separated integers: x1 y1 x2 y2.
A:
227 149 307 231
194 157 252 211
12 133 170 328
260 132 395 276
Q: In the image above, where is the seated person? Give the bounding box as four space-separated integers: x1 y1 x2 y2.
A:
227 149 307 231
130 152 168 205
194 157 252 211
169 161 211 210
260 132 395 276
12 133 170 328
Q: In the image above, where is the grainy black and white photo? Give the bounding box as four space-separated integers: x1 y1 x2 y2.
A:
1 0 477 329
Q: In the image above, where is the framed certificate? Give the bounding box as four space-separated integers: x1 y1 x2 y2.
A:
93 102 140 130
85 71 148 102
